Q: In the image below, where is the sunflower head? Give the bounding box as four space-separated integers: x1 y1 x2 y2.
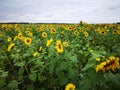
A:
84 31 89 37
55 40 64 53
65 83 76 90
42 32 47 38
51 28 56 34
18 32 23 40
33 52 39 57
24 37 32 45
95 56 119 73
74 31 79 36
7 37 12 42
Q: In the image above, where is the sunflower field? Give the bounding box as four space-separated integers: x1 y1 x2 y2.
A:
0 22 120 90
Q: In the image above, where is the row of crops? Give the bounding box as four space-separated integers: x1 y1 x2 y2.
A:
0 23 120 90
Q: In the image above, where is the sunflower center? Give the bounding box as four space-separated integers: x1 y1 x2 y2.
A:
104 60 115 68
27 39 30 43
58 44 62 49
69 88 73 90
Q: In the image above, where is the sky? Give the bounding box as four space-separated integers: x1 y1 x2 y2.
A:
0 0 120 23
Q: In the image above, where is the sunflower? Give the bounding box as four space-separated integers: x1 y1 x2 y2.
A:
17 32 23 40
7 37 12 42
67 26 73 30
42 32 47 38
51 28 56 34
0 31 2 37
26 31 33 37
33 52 39 57
7 43 15 52
99 30 106 35
113 30 117 34
95 56 119 72
24 37 32 45
84 31 89 37
46 39 53 47
63 41 69 47
55 40 64 53
80 28 83 32
65 83 76 90
73 31 79 36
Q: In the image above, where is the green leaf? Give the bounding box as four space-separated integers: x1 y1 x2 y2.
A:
59 62 67 70
8 80 19 90
48 45 55 57
79 77 92 90
70 55 78 63
82 51 102 71
18 67 25 80
26 85 35 90
15 61 26 67
29 73 36 82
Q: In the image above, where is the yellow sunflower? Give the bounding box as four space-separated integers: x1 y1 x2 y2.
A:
51 28 56 34
73 31 79 36
17 32 23 40
95 56 119 73
99 30 106 35
65 83 76 90
24 37 32 45
46 39 53 47
55 40 64 53
7 43 15 52
26 31 33 37
63 41 69 47
83 31 89 37
33 52 39 57
42 32 47 38
7 37 12 42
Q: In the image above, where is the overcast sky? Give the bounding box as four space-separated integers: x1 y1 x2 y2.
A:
0 0 120 23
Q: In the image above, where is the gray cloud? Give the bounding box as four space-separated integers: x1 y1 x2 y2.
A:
0 0 120 23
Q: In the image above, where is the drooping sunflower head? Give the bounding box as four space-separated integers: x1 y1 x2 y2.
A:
24 37 32 45
95 56 119 73
55 40 64 53
65 83 76 90
42 32 47 38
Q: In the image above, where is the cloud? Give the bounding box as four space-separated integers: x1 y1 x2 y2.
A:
0 0 120 23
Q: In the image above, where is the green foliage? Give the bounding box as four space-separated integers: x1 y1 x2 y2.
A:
0 23 120 90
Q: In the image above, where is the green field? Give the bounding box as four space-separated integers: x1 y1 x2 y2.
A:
0 23 120 90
